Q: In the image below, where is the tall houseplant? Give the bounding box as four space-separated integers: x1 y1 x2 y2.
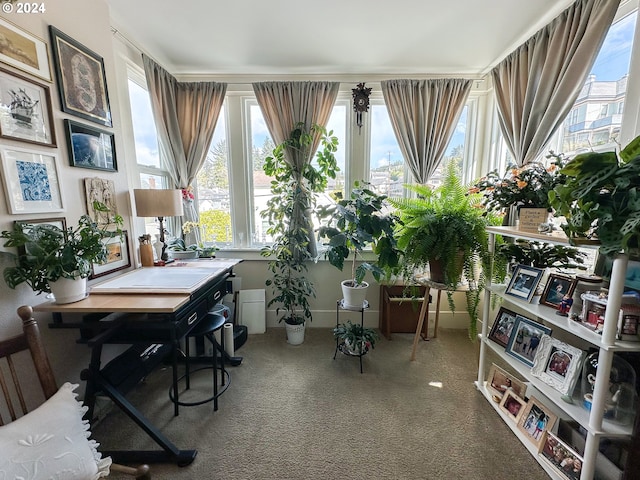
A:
260 123 339 344
390 161 498 337
1 202 123 303
317 182 401 307
549 135 640 257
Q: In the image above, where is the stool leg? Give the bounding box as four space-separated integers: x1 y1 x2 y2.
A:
220 329 227 387
208 333 218 411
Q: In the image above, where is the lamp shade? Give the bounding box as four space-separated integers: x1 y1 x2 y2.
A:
134 189 184 217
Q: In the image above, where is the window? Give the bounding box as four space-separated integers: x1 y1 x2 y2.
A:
196 105 233 246
369 104 406 196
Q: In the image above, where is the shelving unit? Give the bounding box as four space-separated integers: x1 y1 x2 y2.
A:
477 226 639 480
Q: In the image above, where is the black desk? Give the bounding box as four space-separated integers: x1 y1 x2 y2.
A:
35 259 242 466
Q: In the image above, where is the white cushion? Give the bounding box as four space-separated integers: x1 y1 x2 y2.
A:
0 382 111 479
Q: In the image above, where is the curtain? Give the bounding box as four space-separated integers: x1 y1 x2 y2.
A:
253 81 339 256
381 79 472 184
492 0 620 167
143 55 227 244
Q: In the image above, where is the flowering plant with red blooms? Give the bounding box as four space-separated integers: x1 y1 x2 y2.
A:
181 186 195 202
470 152 568 213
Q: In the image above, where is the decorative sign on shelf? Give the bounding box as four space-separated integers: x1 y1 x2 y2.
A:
518 207 548 232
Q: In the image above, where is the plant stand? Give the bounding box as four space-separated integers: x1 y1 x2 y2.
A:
334 299 370 373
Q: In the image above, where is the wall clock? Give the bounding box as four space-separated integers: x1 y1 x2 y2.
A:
352 82 372 132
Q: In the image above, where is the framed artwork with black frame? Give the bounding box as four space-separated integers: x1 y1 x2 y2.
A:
531 334 584 397
90 230 130 279
488 306 517 348
49 26 112 127
65 119 117 171
13 217 67 256
0 67 56 147
505 264 544 303
505 315 552 367
540 274 577 309
0 17 51 81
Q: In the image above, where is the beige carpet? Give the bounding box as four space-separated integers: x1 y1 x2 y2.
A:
94 328 550 480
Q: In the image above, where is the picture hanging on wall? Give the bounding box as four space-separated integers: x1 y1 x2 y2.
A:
14 217 67 256
49 26 112 127
65 119 117 171
0 67 56 147
84 177 117 225
0 145 64 214
0 17 51 81
90 230 131 279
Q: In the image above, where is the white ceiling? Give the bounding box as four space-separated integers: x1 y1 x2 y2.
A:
106 0 575 78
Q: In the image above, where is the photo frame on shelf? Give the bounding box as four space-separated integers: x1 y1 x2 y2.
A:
14 217 67 256
0 17 51 81
505 315 552 367
0 67 56 147
84 177 117 225
517 396 558 450
488 306 517 348
499 390 527 423
0 146 64 214
65 119 116 171
487 363 527 400
539 431 583 480
90 231 130 279
531 335 584 397
49 26 112 127
595 253 640 292
540 274 577 309
505 264 544 302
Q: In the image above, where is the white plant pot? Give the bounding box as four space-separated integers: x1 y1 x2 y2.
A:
285 322 305 345
341 280 369 308
49 276 88 304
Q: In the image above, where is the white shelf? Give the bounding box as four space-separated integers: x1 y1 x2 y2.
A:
487 285 640 352
486 226 601 249
483 336 633 437
475 381 573 480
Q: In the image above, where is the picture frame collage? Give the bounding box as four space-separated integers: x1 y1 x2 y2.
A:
0 17 118 226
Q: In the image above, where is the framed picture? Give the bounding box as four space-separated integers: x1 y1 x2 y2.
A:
531 335 584 396
595 253 640 292
49 26 112 127
505 315 552 367
487 363 527 400
0 146 64 214
499 390 527 423
488 306 517 348
0 67 56 147
540 274 577 309
505 264 544 302
539 431 583 480
14 217 67 256
517 396 558 450
84 177 117 225
65 119 116 171
90 231 130 279
0 17 51 81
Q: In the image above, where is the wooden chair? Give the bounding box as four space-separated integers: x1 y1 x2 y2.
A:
0 305 150 479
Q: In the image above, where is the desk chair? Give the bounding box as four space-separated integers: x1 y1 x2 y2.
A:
0 306 150 479
170 311 230 414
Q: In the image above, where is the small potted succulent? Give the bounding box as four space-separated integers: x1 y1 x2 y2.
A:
333 320 379 355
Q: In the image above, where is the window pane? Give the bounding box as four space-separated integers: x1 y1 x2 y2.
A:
196 106 233 246
369 105 406 196
561 11 636 154
250 105 274 245
127 79 160 168
439 105 468 186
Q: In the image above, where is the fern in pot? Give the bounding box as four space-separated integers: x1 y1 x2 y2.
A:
1 202 123 303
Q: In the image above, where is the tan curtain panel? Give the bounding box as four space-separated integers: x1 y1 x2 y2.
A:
491 0 620 167
381 79 472 184
253 81 339 256
142 55 227 244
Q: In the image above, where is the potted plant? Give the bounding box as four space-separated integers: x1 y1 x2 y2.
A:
390 161 500 338
166 238 200 259
549 135 640 257
333 319 379 355
317 182 401 308
1 202 123 303
260 123 339 344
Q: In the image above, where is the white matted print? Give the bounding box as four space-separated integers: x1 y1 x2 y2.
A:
531 335 584 397
0 146 63 214
0 17 51 81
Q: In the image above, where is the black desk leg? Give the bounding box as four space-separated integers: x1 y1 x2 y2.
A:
172 338 179 417
82 367 197 466
82 342 103 423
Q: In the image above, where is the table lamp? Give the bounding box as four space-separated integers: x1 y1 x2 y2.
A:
134 189 184 262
